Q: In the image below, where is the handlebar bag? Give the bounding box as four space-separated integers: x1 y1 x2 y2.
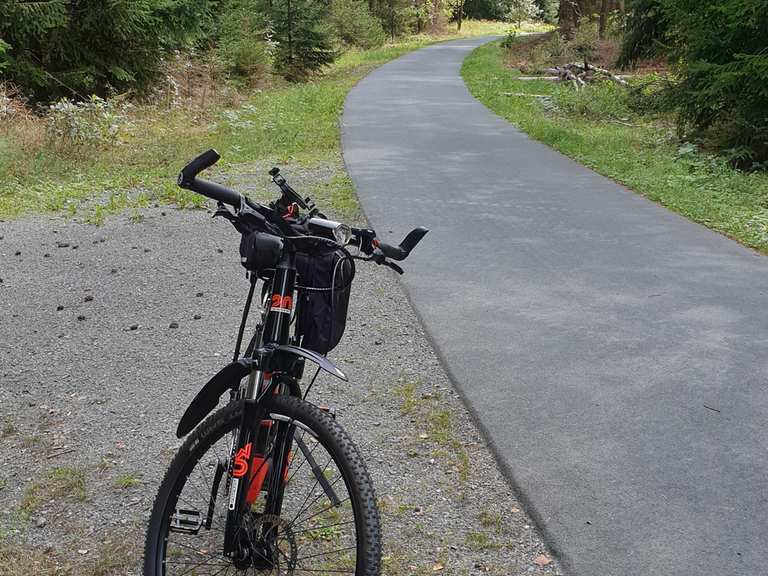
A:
295 249 354 355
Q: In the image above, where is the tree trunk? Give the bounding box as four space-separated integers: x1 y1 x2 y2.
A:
287 0 293 66
415 0 422 33
598 0 609 39
558 0 580 39
456 0 463 31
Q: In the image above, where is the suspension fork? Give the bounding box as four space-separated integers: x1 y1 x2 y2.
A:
223 398 268 555
261 419 297 539
223 250 299 555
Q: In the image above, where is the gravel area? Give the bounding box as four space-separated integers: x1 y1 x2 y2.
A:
0 169 561 575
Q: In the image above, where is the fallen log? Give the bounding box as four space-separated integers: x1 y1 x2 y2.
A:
536 63 629 87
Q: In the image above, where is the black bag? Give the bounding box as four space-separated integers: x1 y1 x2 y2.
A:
295 249 354 355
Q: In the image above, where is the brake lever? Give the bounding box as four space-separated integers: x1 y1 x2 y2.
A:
385 261 404 275
369 250 404 275
212 202 237 222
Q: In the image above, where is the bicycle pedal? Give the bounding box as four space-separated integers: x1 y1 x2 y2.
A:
318 405 336 419
169 508 203 534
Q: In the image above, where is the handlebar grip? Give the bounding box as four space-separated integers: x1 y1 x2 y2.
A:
377 242 407 261
189 178 242 207
179 149 220 187
399 227 429 254
378 227 429 261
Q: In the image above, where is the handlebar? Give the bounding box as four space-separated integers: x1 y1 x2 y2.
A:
377 227 429 261
178 150 428 272
178 149 242 207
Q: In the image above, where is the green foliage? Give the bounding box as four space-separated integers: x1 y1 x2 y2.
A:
463 40 768 252
217 0 273 80
0 0 214 102
330 0 386 48
501 30 519 48
535 0 559 23
553 79 633 120
572 19 597 65
507 0 541 25
665 0 768 164
465 0 550 23
619 0 768 164
269 0 336 81
46 95 131 148
465 0 510 20
0 39 10 73
616 0 666 68
375 0 415 38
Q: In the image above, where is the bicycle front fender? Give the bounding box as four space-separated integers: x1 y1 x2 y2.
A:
272 345 348 382
175 347 347 438
176 359 252 438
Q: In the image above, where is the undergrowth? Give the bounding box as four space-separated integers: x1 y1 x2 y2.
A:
0 21 521 222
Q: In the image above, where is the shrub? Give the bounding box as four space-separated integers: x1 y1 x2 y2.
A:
269 0 336 81
217 0 274 82
330 0 386 49
553 79 634 121
619 0 768 165
501 30 520 49
507 0 541 27
46 95 131 148
535 0 559 24
0 0 214 102
573 20 598 66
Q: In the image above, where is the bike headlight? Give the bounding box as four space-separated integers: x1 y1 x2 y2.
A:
308 217 352 245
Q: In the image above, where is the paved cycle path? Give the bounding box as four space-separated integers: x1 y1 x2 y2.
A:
342 36 768 575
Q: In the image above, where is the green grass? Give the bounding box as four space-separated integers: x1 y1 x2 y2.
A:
20 467 87 516
0 21 523 222
462 40 768 254
112 473 142 489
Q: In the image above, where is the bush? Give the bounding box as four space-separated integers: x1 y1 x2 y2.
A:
0 0 213 102
0 39 9 74
535 0 559 24
269 0 336 81
553 79 634 121
217 0 274 81
573 20 598 66
330 0 386 49
619 0 768 165
46 95 131 148
501 30 519 49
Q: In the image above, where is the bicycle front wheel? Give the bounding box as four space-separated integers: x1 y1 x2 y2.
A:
144 395 381 575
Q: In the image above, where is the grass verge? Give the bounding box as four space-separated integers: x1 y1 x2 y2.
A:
0 21 527 222
461 40 768 254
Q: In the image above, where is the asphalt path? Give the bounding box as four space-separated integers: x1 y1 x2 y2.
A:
342 36 768 575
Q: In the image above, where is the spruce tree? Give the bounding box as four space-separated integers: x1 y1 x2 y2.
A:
269 0 335 81
0 0 213 102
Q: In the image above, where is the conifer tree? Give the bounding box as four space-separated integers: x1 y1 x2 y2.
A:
269 0 336 81
0 0 212 101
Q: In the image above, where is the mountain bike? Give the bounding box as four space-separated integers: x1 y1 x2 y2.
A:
144 149 427 576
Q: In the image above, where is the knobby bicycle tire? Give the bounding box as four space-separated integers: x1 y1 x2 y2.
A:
144 395 381 575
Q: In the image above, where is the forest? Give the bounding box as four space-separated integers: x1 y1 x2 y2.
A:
1 1 765 163
0 0 554 100
0 0 766 227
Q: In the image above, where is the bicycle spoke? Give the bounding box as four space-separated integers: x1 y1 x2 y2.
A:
295 545 356 563
150 399 372 576
288 455 334 526
288 475 346 529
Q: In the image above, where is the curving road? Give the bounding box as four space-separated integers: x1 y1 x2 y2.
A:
342 37 768 576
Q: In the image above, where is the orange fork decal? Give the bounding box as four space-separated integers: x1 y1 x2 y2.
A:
245 456 270 505
232 443 252 478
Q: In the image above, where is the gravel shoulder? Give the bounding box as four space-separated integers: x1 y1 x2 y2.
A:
0 166 561 575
